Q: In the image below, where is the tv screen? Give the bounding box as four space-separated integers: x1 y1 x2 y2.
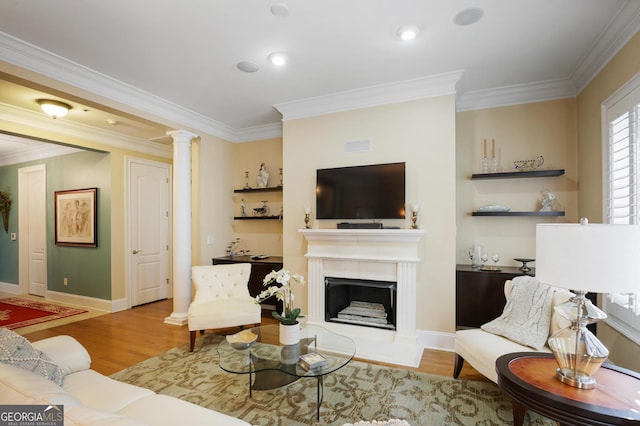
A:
316 162 406 220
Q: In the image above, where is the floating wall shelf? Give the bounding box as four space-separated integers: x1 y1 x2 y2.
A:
234 186 282 193
471 169 565 180
472 211 565 217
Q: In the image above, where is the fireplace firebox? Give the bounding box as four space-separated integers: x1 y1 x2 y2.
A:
325 277 397 330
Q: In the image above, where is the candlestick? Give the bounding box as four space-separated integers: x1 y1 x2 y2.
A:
483 139 487 158
491 138 495 159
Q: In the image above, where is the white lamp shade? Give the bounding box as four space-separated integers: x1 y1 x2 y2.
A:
535 223 640 294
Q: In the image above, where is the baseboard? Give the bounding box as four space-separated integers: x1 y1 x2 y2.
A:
0 281 20 293
417 329 456 352
45 290 126 313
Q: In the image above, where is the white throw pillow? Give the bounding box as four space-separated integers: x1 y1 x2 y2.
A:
0 328 65 385
481 276 555 350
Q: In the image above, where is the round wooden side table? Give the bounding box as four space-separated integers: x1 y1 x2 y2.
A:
496 352 640 426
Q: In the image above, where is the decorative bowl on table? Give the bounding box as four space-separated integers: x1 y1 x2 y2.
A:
226 330 257 350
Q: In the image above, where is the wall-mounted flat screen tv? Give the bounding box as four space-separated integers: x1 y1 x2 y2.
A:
316 162 406 220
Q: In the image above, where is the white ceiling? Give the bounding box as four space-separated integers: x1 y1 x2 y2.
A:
0 0 639 144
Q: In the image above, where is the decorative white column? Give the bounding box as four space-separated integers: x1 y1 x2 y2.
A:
164 129 198 326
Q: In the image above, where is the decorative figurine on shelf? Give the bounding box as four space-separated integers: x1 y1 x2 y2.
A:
257 163 269 188
514 155 544 172
253 200 270 216
278 168 283 187
540 189 555 212
240 198 247 217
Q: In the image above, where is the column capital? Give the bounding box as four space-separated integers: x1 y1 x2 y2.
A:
166 129 199 143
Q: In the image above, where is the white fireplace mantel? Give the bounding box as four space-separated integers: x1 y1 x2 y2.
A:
300 228 425 367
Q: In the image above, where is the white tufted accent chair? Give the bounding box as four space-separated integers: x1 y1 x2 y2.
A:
187 263 261 351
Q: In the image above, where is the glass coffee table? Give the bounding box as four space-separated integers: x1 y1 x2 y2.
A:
217 323 356 420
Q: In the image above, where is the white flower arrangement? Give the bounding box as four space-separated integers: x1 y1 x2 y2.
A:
255 269 305 325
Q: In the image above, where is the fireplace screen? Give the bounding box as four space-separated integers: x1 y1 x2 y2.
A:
325 277 397 330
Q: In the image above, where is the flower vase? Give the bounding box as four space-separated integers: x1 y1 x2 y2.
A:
1 210 8 233
279 322 300 345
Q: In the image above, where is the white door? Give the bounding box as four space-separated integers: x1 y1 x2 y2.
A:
127 158 170 306
18 165 47 296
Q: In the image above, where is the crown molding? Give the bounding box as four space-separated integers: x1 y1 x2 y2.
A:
456 79 577 112
0 102 172 158
234 122 283 143
274 71 464 121
0 31 240 141
572 1 640 93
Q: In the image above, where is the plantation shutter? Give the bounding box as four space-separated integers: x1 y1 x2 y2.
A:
604 79 640 321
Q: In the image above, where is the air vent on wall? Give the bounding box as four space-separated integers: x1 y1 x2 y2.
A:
345 139 372 153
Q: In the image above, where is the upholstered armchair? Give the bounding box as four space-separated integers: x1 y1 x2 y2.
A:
453 277 573 383
187 263 261 351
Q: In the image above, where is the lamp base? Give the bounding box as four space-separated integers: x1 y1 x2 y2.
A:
555 367 598 389
548 291 609 390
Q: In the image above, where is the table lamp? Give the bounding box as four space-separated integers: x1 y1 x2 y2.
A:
535 220 640 389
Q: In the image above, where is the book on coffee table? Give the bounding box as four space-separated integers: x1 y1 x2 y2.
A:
299 352 328 370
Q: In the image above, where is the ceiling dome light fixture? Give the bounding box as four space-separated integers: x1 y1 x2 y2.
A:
453 7 484 26
397 25 419 41
268 52 288 67
37 99 71 118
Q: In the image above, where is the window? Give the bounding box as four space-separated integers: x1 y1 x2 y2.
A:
602 72 640 344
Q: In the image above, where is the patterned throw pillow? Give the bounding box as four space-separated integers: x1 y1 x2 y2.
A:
0 327 65 386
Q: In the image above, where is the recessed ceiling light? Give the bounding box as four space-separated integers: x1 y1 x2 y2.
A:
270 3 289 17
268 52 288 67
453 7 484 26
397 25 419 41
237 61 259 73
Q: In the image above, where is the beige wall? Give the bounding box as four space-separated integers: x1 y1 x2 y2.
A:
194 134 238 265
577 31 640 370
231 138 284 257
280 96 458 333
456 99 579 267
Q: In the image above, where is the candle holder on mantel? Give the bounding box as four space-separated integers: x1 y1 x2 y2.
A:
243 171 251 189
304 207 311 229
410 204 420 229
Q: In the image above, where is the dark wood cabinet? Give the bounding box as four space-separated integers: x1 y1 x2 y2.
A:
212 255 283 312
456 264 534 329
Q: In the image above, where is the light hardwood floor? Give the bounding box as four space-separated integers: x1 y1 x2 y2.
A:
23 298 487 381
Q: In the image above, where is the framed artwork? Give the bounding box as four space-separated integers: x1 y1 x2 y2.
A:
54 187 97 247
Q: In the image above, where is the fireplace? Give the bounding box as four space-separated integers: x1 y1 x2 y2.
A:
325 277 397 330
300 228 425 367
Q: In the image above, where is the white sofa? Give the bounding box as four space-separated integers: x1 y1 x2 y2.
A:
453 279 573 383
0 334 249 426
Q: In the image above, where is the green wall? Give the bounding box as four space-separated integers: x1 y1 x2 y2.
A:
0 150 112 299
0 167 19 283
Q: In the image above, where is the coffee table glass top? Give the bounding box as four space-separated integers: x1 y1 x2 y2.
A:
217 323 356 378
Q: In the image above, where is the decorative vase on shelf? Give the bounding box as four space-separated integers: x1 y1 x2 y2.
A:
279 322 300 345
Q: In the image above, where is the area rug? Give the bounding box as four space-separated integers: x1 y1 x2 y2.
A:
111 334 555 426
0 297 88 330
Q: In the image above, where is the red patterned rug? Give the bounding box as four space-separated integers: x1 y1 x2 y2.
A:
0 297 88 329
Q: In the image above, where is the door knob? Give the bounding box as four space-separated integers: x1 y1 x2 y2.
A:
132 249 141 254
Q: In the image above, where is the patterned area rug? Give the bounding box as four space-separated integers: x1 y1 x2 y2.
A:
111 334 555 426
0 297 87 330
